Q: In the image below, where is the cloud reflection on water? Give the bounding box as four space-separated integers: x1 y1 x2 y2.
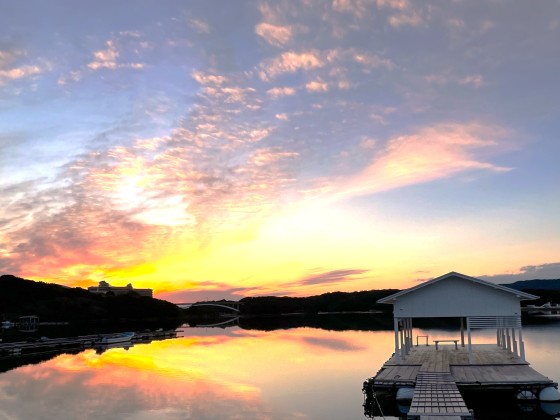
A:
0 327 395 419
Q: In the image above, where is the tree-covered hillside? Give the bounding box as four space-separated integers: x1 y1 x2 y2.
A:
0 275 183 322
239 289 399 315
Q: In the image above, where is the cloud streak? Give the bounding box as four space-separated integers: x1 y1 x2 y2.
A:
327 123 511 201
481 263 560 284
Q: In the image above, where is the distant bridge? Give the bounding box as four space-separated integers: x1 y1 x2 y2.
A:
177 301 242 312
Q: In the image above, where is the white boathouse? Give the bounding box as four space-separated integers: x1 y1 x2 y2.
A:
377 271 538 364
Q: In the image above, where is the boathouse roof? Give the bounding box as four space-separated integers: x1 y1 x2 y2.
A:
378 271 538 318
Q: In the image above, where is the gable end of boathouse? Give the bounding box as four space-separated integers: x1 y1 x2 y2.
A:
378 271 537 318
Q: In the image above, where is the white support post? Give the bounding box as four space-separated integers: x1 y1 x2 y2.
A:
460 317 465 347
406 318 412 354
403 318 409 355
394 317 400 364
467 317 472 364
501 328 507 349
409 318 413 352
506 328 512 352
512 328 518 357
399 321 405 359
519 327 526 362
497 328 501 347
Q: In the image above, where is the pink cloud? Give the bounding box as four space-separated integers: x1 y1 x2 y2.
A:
0 65 42 80
255 23 293 47
259 51 324 81
388 12 423 27
305 80 329 92
266 86 296 98
330 123 511 200
88 40 144 70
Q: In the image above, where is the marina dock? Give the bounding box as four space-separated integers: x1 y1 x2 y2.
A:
0 329 177 358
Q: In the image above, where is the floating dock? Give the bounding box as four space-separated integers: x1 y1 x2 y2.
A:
363 272 560 419
365 343 557 419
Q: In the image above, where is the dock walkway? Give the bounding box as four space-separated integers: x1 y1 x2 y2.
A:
408 372 472 420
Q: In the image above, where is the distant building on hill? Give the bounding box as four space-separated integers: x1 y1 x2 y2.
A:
87 281 153 298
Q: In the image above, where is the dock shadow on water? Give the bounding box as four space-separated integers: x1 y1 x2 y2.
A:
0 314 559 419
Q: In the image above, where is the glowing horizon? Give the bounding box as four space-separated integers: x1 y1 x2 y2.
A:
1 1 560 302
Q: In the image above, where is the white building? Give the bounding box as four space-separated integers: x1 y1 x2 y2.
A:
377 271 538 363
88 281 153 298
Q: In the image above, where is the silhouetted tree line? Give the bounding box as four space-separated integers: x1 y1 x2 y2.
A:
0 275 183 322
239 289 399 315
520 289 560 306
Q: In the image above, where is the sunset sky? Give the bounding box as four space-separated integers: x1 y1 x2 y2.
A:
1 0 559 302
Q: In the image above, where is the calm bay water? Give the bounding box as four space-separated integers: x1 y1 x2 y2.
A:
1 315 560 419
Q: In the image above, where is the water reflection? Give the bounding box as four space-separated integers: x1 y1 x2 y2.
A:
0 316 558 419
0 325 394 419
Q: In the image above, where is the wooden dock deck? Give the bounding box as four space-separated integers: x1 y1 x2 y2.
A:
369 344 556 419
374 344 554 390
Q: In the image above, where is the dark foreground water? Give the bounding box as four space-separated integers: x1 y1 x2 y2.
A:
1 315 559 419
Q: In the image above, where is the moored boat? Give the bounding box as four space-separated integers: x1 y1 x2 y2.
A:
98 332 135 344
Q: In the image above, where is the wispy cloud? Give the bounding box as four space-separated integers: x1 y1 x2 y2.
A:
459 74 484 88
189 18 211 34
332 0 369 19
88 40 144 70
327 123 511 201
426 72 484 88
0 49 43 85
306 80 329 92
375 0 424 28
481 263 560 284
157 267 370 300
255 23 294 47
0 65 42 81
266 86 296 98
258 50 324 81
388 12 423 28
157 280 260 302
291 268 369 287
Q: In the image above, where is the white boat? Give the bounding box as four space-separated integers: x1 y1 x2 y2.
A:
99 332 135 344
95 341 134 354
527 302 560 310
